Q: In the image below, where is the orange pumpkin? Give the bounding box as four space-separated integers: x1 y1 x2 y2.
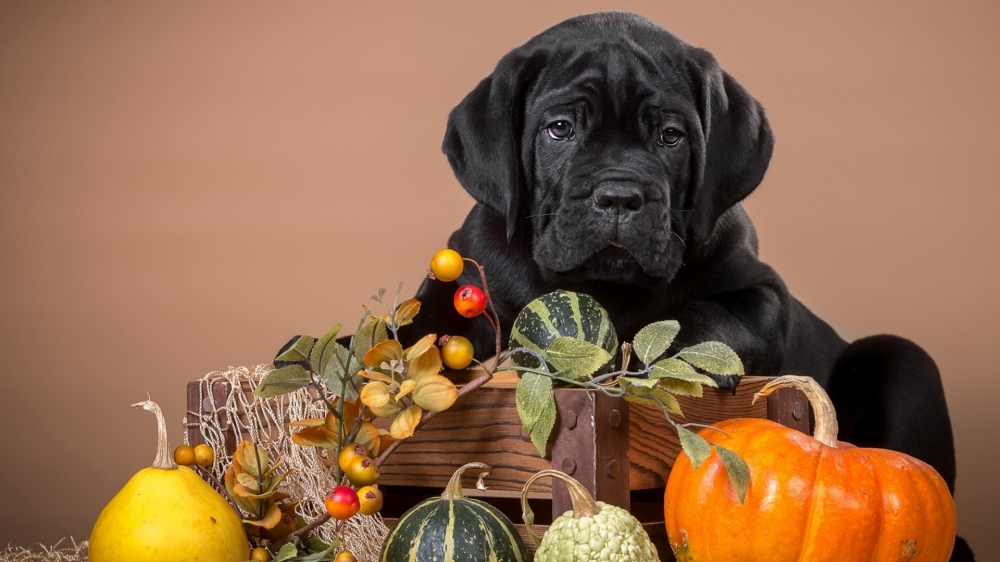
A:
664 375 956 562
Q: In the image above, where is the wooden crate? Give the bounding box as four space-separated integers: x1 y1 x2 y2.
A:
186 373 809 561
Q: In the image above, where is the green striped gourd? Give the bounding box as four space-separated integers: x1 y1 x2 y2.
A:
509 290 617 373
380 462 527 562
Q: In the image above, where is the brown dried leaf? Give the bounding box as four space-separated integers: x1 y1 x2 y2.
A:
234 441 269 478
360 381 403 417
290 427 338 449
288 418 326 428
360 369 394 384
396 379 417 401
389 405 423 439
394 299 421 327
243 503 282 529
407 345 443 380
364 340 403 368
354 421 381 456
411 374 458 412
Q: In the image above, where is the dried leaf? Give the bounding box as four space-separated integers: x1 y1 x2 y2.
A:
254 365 310 398
394 298 421 327
360 381 402 417
396 379 416 401
364 340 403 368
677 341 745 376
678 426 711 469
233 483 277 500
290 427 338 449
715 444 751 504
378 429 396 457
632 320 680 364
360 369 394 383
236 472 261 492
403 333 437 361
390 405 423 439
243 503 282 529
546 337 613 379
235 441 269 478
288 417 326 428
411 374 458 412
407 345 443 380
274 335 315 364
225 466 261 515
354 421 381 456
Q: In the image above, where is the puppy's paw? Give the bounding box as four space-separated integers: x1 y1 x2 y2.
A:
708 373 741 395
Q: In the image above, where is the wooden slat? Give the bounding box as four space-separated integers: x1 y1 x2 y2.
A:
629 376 770 490
375 385 552 492
767 386 810 434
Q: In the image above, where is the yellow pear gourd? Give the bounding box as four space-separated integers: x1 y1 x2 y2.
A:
89 399 250 562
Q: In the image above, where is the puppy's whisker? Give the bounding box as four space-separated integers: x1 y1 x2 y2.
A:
525 212 558 219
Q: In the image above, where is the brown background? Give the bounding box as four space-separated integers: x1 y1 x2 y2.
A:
1 0 998 557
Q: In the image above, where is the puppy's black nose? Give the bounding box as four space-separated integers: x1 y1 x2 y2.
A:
594 183 643 212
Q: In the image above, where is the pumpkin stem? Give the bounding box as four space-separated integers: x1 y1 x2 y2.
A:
752 375 839 448
132 398 177 470
441 462 492 501
521 469 601 545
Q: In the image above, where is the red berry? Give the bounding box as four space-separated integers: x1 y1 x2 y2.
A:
454 285 488 318
325 486 361 520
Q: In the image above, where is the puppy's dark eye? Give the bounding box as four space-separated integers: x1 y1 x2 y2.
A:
546 120 575 140
658 128 684 147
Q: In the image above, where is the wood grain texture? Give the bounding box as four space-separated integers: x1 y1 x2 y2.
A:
629 376 771 490
375 385 552 492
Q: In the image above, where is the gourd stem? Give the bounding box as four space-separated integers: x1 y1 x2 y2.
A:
441 462 492 501
753 375 839 448
521 470 600 544
132 399 177 470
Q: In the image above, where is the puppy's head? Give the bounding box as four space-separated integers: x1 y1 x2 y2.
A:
444 12 773 285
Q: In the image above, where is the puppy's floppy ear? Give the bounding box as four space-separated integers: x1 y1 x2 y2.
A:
443 53 542 240
686 49 775 241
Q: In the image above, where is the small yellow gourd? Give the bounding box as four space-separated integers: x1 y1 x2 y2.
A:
89 400 249 562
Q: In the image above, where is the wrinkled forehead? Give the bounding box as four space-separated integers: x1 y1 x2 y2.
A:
524 41 699 123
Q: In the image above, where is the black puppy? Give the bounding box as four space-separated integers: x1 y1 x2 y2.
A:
286 11 972 559
399 12 973 560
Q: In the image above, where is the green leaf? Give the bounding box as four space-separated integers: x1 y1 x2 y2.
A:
287 542 338 561
254 365 310 398
624 385 683 417
515 373 556 457
275 335 316 364
353 318 388 366
678 426 712 469
650 358 719 387
273 543 300 562
715 444 751 504
515 372 553 430
655 377 703 398
309 324 342 375
546 337 613 380
632 320 680 364
621 376 659 388
322 343 362 400
677 341 745 376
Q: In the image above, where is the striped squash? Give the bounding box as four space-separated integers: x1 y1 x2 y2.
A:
380 463 527 562
509 290 618 373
